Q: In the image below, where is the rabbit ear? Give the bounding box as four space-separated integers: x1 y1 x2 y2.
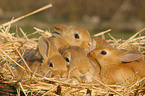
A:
54 24 67 30
120 50 142 62
38 36 49 59
52 24 67 36
52 29 63 36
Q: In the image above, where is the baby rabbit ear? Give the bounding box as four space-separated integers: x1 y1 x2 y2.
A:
54 24 67 30
52 29 63 36
52 24 67 36
38 36 49 59
120 50 142 62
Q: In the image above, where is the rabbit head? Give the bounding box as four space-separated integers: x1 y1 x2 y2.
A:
89 47 143 84
17 36 69 78
41 54 69 78
59 46 99 83
38 36 70 77
90 47 142 67
53 24 92 52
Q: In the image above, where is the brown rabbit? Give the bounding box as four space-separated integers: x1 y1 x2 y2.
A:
34 36 69 76
53 24 93 52
90 47 143 84
59 46 101 83
16 36 69 78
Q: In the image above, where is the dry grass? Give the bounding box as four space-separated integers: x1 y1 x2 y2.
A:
0 3 145 96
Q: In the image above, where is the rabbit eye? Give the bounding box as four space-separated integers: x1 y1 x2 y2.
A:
101 51 107 55
49 62 53 67
65 57 70 62
74 33 80 39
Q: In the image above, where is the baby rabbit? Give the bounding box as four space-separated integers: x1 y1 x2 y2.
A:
53 24 93 52
16 36 69 78
34 36 69 76
90 47 143 84
59 46 100 83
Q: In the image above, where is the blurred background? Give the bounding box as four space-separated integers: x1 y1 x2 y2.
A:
0 0 145 39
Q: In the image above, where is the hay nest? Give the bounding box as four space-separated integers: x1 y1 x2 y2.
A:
0 24 145 96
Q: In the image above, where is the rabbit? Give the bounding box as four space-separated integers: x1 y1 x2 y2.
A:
59 46 101 83
89 47 143 84
21 24 93 65
37 36 70 77
16 36 70 78
52 24 93 52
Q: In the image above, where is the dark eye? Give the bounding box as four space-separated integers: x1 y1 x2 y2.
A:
74 33 80 39
49 62 53 67
101 51 107 55
65 57 70 62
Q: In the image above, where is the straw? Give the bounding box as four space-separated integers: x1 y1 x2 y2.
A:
0 4 52 29
94 29 111 37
